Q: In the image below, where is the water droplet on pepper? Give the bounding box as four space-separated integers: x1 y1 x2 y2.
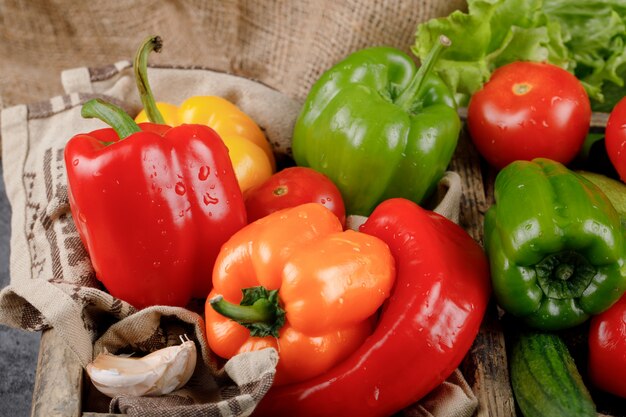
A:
198 166 210 181
175 182 186 195
203 193 219 205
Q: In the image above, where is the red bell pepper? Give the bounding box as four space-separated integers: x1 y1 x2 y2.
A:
253 198 491 417
588 293 626 398
65 99 246 309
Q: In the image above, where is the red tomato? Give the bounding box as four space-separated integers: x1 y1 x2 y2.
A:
605 96 626 182
588 294 626 398
467 61 591 169
244 167 346 226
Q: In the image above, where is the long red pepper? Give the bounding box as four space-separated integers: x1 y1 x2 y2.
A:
253 198 491 417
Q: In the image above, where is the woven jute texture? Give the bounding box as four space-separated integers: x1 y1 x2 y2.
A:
0 0 466 108
0 1 476 416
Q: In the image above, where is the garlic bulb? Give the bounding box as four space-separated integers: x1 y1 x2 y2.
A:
86 334 197 397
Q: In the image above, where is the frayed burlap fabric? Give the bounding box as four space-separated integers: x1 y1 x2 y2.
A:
0 1 478 416
0 0 465 108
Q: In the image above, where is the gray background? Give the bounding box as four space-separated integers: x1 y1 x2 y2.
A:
0 162 39 416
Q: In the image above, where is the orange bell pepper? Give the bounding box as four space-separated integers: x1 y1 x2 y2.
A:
205 203 395 385
133 36 275 193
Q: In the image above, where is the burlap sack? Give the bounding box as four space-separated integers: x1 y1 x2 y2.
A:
0 0 467 108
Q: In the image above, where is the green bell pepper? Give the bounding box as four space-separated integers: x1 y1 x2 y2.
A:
484 158 626 330
292 36 461 216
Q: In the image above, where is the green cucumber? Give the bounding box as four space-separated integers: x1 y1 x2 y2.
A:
509 330 596 417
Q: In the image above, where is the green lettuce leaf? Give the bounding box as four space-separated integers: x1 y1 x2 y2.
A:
413 0 626 110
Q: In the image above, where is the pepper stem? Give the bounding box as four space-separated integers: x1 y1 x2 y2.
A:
210 286 285 338
555 264 574 281
81 98 141 140
211 295 275 323
395 34 451 111
134 35 166 124
535 251 596 299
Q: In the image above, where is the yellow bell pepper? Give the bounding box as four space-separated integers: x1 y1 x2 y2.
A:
136 97 275 193
133 36 275 193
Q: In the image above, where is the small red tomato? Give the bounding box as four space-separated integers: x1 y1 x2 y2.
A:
244 167 346 226
588 294 626 398
467 61 591 169
605 96 626 182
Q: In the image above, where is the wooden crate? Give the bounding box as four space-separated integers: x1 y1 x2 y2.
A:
31 120 625 417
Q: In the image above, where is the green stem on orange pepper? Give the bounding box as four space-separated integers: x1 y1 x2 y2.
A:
210 286 285 338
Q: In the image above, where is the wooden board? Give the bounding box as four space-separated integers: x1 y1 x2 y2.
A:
451 130 517 417
31 328 83 417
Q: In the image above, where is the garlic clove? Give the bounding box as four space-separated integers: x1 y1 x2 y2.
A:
86 334 197 398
